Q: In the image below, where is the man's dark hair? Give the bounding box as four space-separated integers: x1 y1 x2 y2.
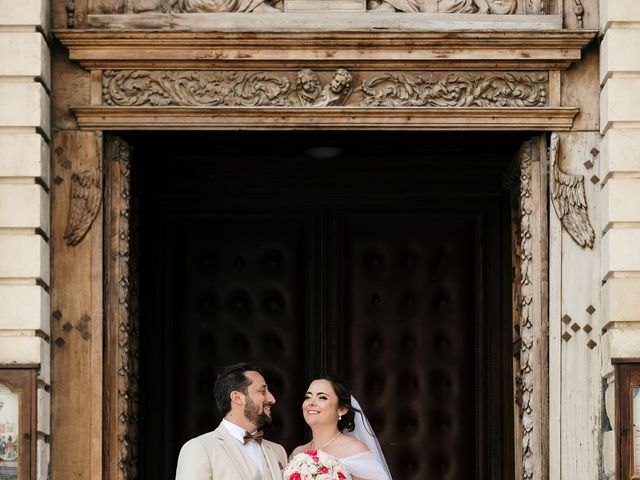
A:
214 362 261 416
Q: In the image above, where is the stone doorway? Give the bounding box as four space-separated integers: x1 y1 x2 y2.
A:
119 130 528 479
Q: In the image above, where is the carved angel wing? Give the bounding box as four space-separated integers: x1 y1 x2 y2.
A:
63 167 103 246
549 133 595 249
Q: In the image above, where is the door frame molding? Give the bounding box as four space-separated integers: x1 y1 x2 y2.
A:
50 26 569 478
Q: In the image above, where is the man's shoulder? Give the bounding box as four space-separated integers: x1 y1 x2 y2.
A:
182 428 223 450
263 439 287 459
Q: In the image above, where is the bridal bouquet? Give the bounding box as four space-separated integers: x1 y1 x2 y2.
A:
284 449 352 480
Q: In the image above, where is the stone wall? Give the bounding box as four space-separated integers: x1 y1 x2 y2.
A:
600 0 640 477
0 0 51 477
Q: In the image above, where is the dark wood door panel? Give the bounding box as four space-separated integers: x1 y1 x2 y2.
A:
139 212 315 477
336 213 480 480
134 132 517 479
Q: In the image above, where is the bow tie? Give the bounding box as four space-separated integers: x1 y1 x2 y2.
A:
243 430 264 445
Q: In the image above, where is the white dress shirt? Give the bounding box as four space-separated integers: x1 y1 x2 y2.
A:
221 419 264 474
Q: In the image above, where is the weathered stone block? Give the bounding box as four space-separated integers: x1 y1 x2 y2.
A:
0 285 49 332
601 179 640 230
0 0 50 32
0 33 50 87
600 28 640 83
36 437 50 480
601 228 640 279
0 234 49 285
601 129 640 180
602 327 640 362
0 133 50 185
602 429 616 477
0 335 46 365
37 387 50 434
600 0 640 32
601 78 640 133
0 83 50 138
602 278 640 324
0 184 49 234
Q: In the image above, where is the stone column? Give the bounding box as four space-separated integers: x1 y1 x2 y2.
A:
0 0 51 478
600 1 640 478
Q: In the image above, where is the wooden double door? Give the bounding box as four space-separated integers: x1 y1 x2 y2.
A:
133 132 521 479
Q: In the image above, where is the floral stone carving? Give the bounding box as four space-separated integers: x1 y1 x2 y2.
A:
361 72 547 107
103 69 548 108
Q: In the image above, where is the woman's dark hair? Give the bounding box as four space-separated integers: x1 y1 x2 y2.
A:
214 362 261 416
311 374 361 432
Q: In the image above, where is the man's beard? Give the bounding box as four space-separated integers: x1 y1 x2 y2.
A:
244 396 272 428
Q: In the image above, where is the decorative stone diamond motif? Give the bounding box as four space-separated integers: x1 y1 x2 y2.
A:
583 324 592 334
590 175 600 184
590 147 600 157
562 332 572 342
562 314 572 324
586 305 595 314
52 310 63 320
571 323 581 332
587 340 597 350
55 337 66 348
583 160 593 169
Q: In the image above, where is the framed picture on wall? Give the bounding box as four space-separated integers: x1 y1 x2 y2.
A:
0 369 36 480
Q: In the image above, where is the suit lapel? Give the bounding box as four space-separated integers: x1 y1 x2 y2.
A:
261 443 281 480
214 425 260 479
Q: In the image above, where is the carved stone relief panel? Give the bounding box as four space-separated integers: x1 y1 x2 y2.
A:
89 0 549 13
102 69 549 108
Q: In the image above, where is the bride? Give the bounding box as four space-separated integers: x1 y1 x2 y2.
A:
289 375 392 480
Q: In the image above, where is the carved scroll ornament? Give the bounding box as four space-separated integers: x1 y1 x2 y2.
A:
103 69 548 109
360 72 547 107
64 167 102 246
103 70 292 107
549 133 595 249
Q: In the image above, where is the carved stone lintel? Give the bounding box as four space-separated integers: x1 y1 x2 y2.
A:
64 167 102 246
103 69 548 109
549 133 595 249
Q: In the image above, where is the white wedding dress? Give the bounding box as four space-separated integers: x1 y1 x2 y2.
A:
339 451 391 480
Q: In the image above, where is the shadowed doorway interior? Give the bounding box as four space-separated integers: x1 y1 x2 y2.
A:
131 131 526 480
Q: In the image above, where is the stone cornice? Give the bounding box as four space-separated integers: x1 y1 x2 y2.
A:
71 105 578 130
56 29 596 70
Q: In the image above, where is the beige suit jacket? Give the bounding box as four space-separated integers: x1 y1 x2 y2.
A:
175 424 287 480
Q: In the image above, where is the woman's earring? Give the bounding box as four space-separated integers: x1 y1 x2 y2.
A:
338 415 342 421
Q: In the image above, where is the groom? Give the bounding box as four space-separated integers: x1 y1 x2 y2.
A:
175 362 287 480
